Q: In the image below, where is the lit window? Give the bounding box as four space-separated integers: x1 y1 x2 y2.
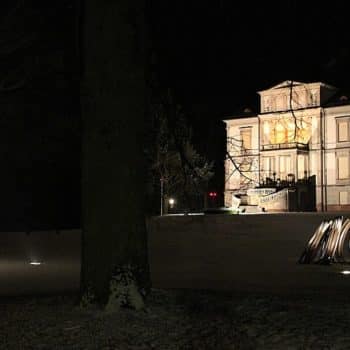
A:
337 155 349 180
263 121 272 144
275 123 285 144
263 121 270 135
287 121 295 142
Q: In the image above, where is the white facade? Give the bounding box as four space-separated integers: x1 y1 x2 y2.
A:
224 80 350 211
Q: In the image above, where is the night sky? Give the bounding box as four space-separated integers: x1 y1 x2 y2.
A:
1 1 350 226
150 1 350 114
149 1 350 191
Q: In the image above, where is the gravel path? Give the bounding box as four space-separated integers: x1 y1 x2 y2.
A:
1 288 350 349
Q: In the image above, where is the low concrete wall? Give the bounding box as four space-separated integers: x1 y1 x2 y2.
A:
147 213 350 296
0 230 80 296
3 214 350 297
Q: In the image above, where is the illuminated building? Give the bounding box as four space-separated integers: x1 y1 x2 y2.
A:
224 80 350 211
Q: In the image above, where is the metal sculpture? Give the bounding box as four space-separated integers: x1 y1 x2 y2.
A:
299 216 350 264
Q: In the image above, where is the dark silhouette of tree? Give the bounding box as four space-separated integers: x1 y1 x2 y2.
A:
149 88 213 213
0 1 80 230
80 0 150 309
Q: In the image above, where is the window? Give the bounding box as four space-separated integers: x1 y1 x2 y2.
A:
239 157 253 187
291 90 300 109
263 121 270 144
310 90 318 106
240 128 252 150
339 191 348 205
275 123 286 144
264 96 275 112
279 155 291 180
287 121 295 142
337 118 350 142
262 157 275 178
337 155 349 180
276 95 287 111
264 97 270 112
297 154 308 179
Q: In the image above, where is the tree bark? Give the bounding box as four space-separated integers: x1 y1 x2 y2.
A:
80 0 150 308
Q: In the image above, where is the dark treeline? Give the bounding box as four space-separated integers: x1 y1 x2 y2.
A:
0 1 80 230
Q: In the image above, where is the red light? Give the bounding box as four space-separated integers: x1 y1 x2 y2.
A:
209 192 217 197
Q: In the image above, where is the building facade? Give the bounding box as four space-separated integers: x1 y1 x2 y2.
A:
224 80 350 211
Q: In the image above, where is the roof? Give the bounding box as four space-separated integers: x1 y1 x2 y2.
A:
323 90 350 108
223 111 258 122
223 81 350 121
222 104 259 121
258 80 337 94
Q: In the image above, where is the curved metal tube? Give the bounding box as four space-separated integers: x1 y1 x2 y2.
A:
299 216 350 264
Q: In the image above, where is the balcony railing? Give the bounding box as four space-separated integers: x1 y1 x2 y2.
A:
261 142 309 151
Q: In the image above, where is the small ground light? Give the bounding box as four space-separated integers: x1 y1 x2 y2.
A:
29 261 42 266
168 198 175 208
340 270 350 275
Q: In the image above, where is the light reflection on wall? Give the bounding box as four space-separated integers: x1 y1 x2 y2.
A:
263 117 311 145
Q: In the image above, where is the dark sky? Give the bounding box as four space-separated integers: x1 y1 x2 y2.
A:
150 1 350 115
1 1 350 220
149 1 350 188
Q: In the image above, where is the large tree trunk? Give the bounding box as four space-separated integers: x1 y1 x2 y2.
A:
80 0 150 309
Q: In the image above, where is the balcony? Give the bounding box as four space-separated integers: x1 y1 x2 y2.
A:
261 142 309 151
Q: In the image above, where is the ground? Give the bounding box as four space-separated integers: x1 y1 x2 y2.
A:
1 288 350 349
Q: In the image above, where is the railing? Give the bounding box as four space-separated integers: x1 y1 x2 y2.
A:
261 142 309 151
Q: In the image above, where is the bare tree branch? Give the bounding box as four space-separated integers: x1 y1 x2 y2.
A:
226 136 259 190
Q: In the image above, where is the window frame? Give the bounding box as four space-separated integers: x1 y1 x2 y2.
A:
336 117 350 143
309 90 318 106
339 191 348 205
262 156 275 178
279 155 292 180
239 126 252 151
336 153 350 181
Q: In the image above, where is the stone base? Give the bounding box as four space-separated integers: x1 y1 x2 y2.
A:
239 205 264 214
317 204 350 212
